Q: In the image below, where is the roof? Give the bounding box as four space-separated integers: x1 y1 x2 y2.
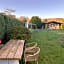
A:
41 18 64 23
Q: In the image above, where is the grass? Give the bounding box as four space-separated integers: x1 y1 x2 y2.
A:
26 29 64 64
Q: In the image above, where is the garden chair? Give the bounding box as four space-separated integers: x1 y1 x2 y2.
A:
25 42 37 52
24 47 40 64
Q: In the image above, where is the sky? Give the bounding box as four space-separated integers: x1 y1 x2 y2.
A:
0 0 64 18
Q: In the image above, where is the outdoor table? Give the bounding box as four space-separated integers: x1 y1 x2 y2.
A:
0 40 24 64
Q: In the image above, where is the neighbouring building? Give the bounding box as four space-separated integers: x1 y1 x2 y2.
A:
17 17 64 29
41 18 64 29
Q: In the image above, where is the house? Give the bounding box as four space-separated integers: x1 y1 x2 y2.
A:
41 18 64 29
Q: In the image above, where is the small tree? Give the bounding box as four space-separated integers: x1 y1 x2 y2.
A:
30 16 42 28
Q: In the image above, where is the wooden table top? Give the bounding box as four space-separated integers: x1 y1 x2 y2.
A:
0 40 24 60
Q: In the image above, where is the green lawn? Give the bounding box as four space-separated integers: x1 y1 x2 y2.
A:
27 29 64 64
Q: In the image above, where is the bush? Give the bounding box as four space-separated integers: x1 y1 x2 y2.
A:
0 14 24 42
0 15 5 40
4 15 24 32
7 26 32 41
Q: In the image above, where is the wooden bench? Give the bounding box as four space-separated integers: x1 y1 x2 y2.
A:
0 40 24 64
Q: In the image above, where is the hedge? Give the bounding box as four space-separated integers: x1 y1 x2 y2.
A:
0 14 23 40
0 15 5 40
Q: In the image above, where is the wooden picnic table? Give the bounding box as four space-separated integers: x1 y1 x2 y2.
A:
0 40 24 64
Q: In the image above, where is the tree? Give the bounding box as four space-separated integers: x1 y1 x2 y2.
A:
30 16 42 28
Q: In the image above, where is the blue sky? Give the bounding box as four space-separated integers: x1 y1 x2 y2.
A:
0 0 64 18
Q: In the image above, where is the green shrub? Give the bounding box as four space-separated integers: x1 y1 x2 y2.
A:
0 14 23 41
0 15 5 39
7 26 32 41
4 15 24 32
